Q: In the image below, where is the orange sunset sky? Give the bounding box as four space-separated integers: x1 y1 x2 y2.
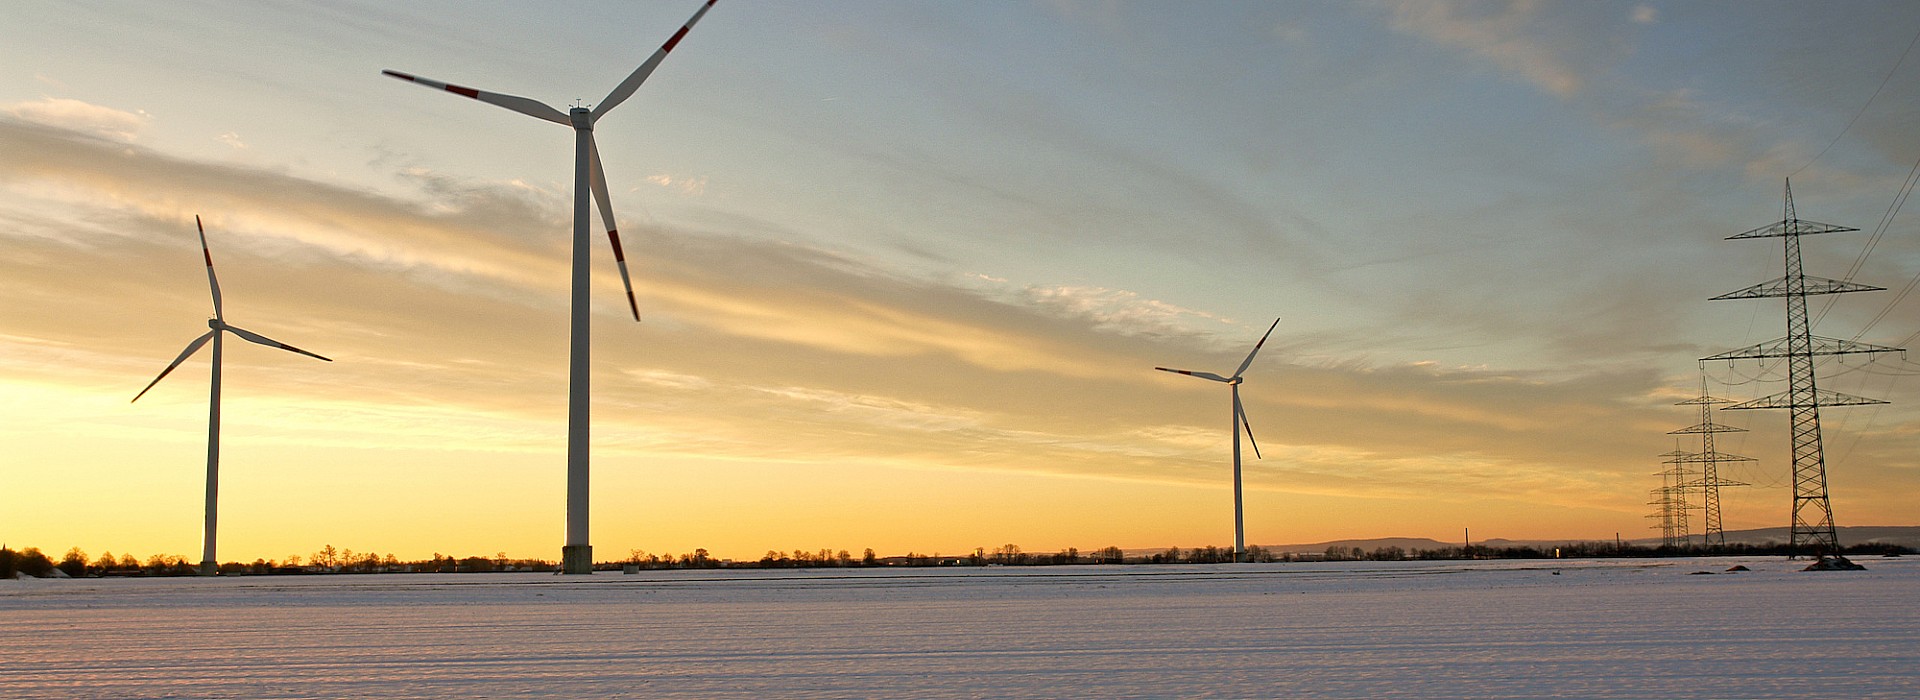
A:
5 1 1920 563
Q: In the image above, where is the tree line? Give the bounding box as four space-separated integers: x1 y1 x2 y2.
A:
0 544 559 578
6 539 1910 578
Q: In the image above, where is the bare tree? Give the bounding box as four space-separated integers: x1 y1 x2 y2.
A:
59 547 88 576
313 545 338 570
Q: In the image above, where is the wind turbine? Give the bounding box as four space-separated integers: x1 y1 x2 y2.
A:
1155 318 1280 563
380 0 716 574
132 216 331 576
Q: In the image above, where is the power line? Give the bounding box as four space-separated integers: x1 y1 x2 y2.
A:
1803 22 1920 330
1846 155 1920 336
1787 24 1920 180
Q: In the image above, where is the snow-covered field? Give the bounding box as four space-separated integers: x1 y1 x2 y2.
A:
3 556 1916 698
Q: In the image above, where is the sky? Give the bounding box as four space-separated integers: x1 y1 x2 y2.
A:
4 0 1920 564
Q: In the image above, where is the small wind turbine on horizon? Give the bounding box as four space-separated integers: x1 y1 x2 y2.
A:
132 216 331 576
380 0 716 574
1155 318 1280 563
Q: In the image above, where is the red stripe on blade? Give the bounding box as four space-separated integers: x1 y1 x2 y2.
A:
607 231 627 261
662 26 690 53
447 85 480 99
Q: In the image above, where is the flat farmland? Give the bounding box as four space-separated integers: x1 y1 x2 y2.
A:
4 557 1916 698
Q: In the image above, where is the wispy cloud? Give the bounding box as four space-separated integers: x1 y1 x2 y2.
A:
0 117 1660 479
1384 0 1586 99
1014 284 1228 339
644 173 707 196
3 97 149 142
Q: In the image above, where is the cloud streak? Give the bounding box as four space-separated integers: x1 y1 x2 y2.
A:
3 97 149 142
0 115 1723 520
1384 0 1588 99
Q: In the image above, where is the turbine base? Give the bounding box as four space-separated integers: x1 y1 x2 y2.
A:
197 560 218 576
562 545 594 575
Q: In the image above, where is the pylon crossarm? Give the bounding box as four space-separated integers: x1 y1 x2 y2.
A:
1727 219 1858 239
1681 477 1749 488
1701 335 1903 361
1711 275 1884 300
1668 421 1747 435
1676 395 1735 406
1723 388 1891 410
1669 450 1755 463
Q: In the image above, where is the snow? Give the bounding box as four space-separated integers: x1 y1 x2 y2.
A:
2 557 1916 698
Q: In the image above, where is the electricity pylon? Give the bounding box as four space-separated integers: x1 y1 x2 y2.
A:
1703 181 1903 556
1649 448 1696 548
1668 375 1751 547
1646 489 1678 547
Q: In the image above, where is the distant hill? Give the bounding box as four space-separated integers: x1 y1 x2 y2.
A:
1642 525 1920 549
1250 526 1920 554
1259 537 1456 555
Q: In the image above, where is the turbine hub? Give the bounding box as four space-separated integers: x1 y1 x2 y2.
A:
207 318 224 330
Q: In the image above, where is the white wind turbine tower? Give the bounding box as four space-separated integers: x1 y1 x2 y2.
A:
381 0 716 574
1155 318 1280 563
132 216 332 576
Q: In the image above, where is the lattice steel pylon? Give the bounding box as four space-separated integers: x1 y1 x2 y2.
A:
1646 488 1679 547
1702 181 1904 556
1649 448 1697 548
1668 374 1752 547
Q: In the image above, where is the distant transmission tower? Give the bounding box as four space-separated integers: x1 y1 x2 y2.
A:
1668 375 1751 547
1703 181 1904 555
1645 486 1679 547
1649 448 1696 548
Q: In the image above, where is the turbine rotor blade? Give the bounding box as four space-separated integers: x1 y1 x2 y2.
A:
224 324 332 362
381 70 570 126
593 0 717 119
1237 395 1262 460
588 133 641 321
1232 317 1282 379
132 331 216 402
1155 367 1232 383
196 216 224 321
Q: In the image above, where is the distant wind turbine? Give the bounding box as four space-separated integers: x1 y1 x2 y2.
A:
132 216 331 576
380 0 716 574
1155 318 1280 563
